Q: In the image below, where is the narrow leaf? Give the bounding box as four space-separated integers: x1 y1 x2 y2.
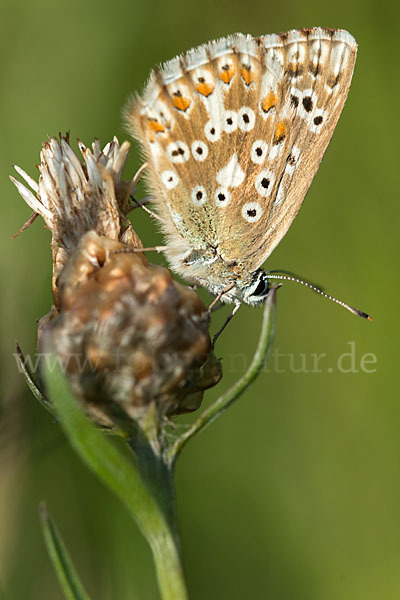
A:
41 356 161 537
15 342 56 416
39 502 91 600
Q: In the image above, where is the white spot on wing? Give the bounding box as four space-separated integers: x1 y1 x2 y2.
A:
191 185 207 206
223 110 238 133
191 140 208 161
255 169 275 197
310 109 326 133
269 143 284 160
285 146 301 175
216 153 245 188
242 202 262 223
161 170 179 189
204 121 221 142
251 140 268 164
238 106 256 131
214 186 231 207
166 141 190 163
298 89 318 120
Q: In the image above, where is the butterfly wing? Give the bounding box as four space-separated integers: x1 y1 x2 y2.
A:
210 29 357 271
126 28 356 277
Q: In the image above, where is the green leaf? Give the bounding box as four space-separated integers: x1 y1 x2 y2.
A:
39 502 91 600
42 353 188 600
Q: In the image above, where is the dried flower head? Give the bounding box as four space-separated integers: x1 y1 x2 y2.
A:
11 134 143 305
12 135 222 429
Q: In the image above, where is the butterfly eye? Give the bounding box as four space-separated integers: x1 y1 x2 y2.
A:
252 278 269 297
243 270 270 305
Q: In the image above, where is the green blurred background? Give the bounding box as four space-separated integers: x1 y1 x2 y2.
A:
1 0 398 598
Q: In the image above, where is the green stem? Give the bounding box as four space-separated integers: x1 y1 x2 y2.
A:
43 360 187 600
169 287 277 463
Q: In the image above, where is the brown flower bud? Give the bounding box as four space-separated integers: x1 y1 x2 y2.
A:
39 232 221 425
12 135 222 430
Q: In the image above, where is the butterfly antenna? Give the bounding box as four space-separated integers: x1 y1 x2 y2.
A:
266 273 372 321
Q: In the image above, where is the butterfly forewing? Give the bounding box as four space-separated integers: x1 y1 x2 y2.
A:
126 28 357 285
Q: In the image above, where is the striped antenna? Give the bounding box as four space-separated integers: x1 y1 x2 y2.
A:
267 272 372 321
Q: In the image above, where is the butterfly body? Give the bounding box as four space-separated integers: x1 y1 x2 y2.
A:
126 28 357 305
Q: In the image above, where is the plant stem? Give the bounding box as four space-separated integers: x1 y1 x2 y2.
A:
128 436 187 600
168 287 277 462
147 515 187 600
44 360 188 600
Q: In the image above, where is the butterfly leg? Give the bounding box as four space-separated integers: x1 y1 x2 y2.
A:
129 195 165 223
128 195 151 211
110 245 169 256
212 302 241 347
208 283 235 313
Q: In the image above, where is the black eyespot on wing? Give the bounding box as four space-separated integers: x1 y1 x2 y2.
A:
218 193 226 202
291 95 299 108
313 115 323 125
261 178 270 189
247 208 257 217
308 63 320 76
302 96 313 112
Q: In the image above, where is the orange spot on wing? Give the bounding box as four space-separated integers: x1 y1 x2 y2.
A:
172 95 191 111
262 91 277 113
148 119 165 133
273 121 287 144
240 66 254 85
219 65 235 84
196 81 214 96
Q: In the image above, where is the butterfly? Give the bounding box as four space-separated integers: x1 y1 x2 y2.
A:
125 28 369 320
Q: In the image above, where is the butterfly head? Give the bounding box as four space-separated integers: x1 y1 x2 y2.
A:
240 269 270 306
